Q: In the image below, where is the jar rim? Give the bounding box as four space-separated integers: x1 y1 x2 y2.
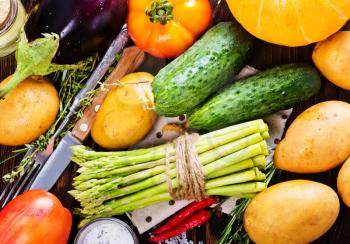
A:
0 0 18 35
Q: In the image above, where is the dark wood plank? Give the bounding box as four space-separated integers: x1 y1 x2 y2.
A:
1 0 350 243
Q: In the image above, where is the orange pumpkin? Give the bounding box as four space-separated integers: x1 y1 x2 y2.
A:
227 0 350 47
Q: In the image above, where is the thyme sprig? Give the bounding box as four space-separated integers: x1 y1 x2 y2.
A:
218 161 280 244
2 56 98 182
2 52 122 183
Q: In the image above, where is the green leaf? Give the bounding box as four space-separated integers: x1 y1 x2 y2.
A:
0 32 79 98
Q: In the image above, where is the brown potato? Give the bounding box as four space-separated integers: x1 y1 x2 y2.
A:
244 180 340 244
337 157 350 207
313 31 350 90
91 72 156 150
275 101 350 173
0 76 59 146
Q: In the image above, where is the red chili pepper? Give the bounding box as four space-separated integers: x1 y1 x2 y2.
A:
149 210 211 242
152 197 217 235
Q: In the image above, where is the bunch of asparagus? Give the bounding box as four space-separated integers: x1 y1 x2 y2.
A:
70 119 270 226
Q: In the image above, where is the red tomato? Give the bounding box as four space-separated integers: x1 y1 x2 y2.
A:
127 0 212 58
0 190 72 244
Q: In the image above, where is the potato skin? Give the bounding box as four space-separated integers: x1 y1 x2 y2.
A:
313 32 350 90
244 180 340 244
91 72 156 150
337 157 350 207
275 101 350 173
0 76 59 146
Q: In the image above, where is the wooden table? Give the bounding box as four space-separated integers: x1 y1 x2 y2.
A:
1 1 350 243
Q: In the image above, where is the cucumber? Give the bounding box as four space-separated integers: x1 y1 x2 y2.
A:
152 22 253 116
188 64 321 131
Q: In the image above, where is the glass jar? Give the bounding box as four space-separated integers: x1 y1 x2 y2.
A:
0 0 26 57
74 218 139 244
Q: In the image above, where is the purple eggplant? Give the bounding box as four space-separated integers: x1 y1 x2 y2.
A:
25 0 127 64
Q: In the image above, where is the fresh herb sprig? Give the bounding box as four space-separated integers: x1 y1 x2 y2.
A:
218 161 279 244
1 56 98 182
2 52 122 183
1 55 100 182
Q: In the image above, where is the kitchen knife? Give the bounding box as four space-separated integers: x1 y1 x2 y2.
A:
29 47 145 190
52 25 129 138
14 26 129 179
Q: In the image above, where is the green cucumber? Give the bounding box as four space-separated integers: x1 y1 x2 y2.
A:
188 64 321 131
152 22 253 116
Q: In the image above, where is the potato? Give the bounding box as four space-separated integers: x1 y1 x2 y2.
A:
313 31 350 90
91 72 156 150
337 157 350 207
0 76 59 146
275 101 350 173
244 180 340 244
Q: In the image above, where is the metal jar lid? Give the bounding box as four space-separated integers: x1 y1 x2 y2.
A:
75 218 139 244
0 0 11 28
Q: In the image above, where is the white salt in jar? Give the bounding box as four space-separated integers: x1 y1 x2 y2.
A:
75 218 139 244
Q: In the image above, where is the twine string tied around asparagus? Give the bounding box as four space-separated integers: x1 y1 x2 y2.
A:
165 132 207 201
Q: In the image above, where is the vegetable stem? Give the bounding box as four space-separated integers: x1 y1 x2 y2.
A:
206 182 267 196
146 0 174 25
0 72 28 98
205 168 266 189
0 33 78 98
207 155 266 179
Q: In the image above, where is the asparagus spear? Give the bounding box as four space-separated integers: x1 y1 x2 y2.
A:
78 180 266 220
71 119 268 164
72 153 267 193
205 168 266 189
74 124 268 170
78 193 262 228
206 182 266 196
75 167 266 216
73 132 265 182
206 155 266 179
71 141 267 205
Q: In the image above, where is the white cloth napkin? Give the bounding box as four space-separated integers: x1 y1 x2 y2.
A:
127 66 293 234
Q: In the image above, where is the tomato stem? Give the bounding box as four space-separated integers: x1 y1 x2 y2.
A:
146 0 174 25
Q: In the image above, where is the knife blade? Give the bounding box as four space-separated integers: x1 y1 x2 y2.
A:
29 133 80 190
29 46 145 191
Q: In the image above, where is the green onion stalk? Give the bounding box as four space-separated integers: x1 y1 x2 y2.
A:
69 119 271 227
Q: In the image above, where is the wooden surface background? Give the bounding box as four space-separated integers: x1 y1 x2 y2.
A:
1 0 350 243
